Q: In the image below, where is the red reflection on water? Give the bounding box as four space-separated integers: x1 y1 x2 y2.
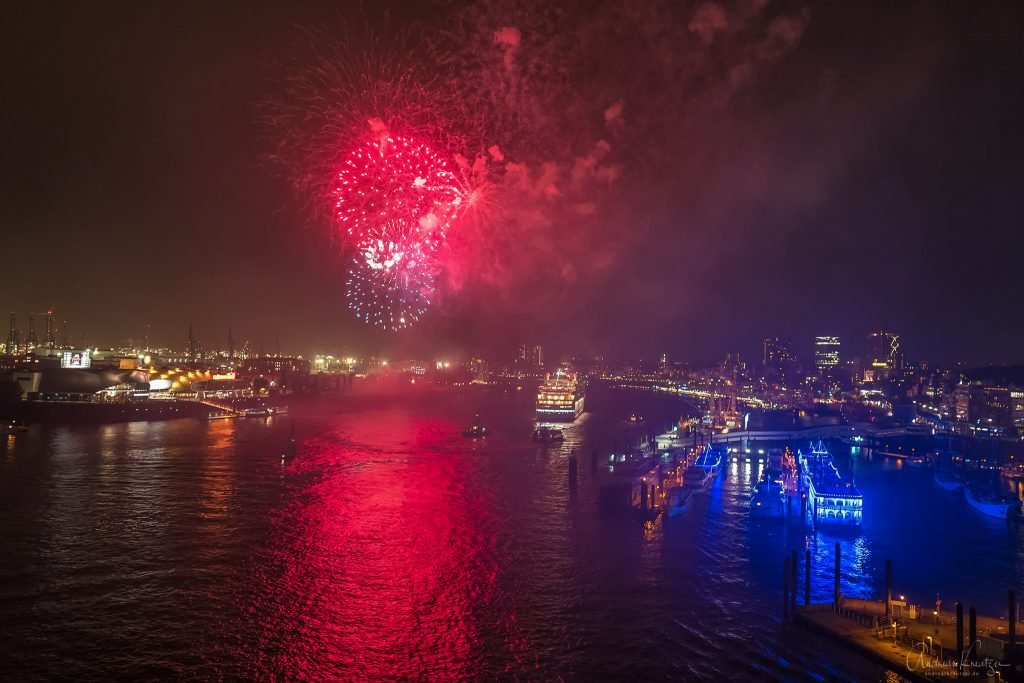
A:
246 410 502 680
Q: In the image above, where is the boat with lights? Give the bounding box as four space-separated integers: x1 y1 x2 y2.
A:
536 368 585 422
462 414 488 438
799 441 863 526
532 426 564 444
750 469 787 517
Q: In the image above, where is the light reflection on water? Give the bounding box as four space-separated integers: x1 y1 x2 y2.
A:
0 386 1020 680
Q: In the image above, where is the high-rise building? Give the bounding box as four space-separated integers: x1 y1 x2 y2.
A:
761 337 794 377
866 330 902 376
27 313 37 348
517 344 543 368
6 313 16 354
814 336 841 372
45 310 54 348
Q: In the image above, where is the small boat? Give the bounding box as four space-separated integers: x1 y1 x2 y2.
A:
628 414 646 424
665 486 693 516
683 464 713 492
751 470 787 517
462 414 488 438
3 420 29 434
964 485 1019 520
532 426 564 443
906 454 934 468
934 470 962 492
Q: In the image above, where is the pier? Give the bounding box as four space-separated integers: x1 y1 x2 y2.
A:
784 545 1022 680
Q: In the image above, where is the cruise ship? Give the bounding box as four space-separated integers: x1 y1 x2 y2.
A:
535 368 585 422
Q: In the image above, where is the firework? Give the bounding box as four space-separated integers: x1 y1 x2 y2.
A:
344 218 440 330
334 135 465 243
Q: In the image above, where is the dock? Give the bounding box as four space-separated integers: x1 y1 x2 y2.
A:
782 544 1022 680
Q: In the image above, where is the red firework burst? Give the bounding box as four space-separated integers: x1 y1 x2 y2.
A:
334 135 464 243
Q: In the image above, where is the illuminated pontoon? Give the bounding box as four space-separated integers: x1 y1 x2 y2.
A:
536 368 585 422
799 441 863 526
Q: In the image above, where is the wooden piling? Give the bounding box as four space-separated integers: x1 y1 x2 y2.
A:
1009 590 1017 659
833 541 841 610
790 550 797 615
968 606 977 649
955 601 963 673
804 549 811 606
783 556 790 622
884 559 892 619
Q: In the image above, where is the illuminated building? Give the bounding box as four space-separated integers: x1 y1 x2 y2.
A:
7 313 16 354
813 336 840 372
27 313 37 349
517 344 543 368
1011 389 1024 435
866 330 902 378
761 337 795 381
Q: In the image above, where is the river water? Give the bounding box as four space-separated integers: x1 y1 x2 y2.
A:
1 383 1021 680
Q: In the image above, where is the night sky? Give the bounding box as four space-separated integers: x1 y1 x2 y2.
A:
2 1 1022 365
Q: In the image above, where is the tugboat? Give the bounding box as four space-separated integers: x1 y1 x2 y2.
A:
462 414 488 439
532 426 564 444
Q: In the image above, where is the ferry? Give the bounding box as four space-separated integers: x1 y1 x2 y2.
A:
536 368 585 422
531 426 564 444
799 441 863 526
750 470 787 517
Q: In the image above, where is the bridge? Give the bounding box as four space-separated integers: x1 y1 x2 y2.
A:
711 423 933 448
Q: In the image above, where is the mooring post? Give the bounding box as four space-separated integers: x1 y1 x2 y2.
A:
783 556 790 622
833 541 841 611
1009 590 1017 662
955 601 964 674
968 606 977 651
884 559 892 619
790 550 797 615
805 549 811 606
